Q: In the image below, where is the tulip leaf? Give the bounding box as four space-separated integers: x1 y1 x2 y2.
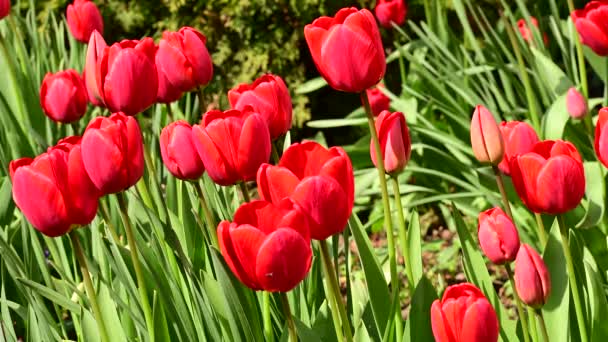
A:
82 308 101 342
98 283 128 342
532 47 573 96
541 219 569 342
348 214 391 337
16 278 81 313
583 249 608 341
541 91 568 140
294 317 323 341
407 210 423 286
577 162 606 229
0 177 15 226
152 294 172 342
295 77 328 94
452 207 519 341
404 276 437 342
306 118 368 128
584 45 608 83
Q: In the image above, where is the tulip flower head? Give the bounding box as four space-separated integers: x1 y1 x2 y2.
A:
431 283 499 342
510 140 585 214
370 110 411 174
566 88 588 119
66 0 103 43
84 30 107 107
470 105 504 165
517 17 548 46
374 0 407 29
477 207 520 265
81 112 145 195
573 1 608 56
0 0 10 19
228 74 293 140
10 136 99 237
498 121 539 175
514 244 551 308
218 199 312 292
160 120 205 180
257 141 354 240
40 69 88 123
366 86 390 116
192 108 271 186
304 7 386 93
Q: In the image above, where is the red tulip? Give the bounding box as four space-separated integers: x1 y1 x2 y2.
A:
218 199 312 292
160 120 205 180
595 108 608 168
470 105 504 165
566 87 588 119
97 38 158 115
84 30 106 107
517 17 548 45
514 244 551 308
257 141 354 240
66 0 103 43
10 136 99 237
40 69 88 123
304 7 385 93
155 44 183 104
498 121 540 175
477 207 520 265
228 74 292 140
81 112 144 195
431 283 499 342
371 110 411 174
192 109 270 186
510 140 585 214
573 1 608 56
375 0 407 29
155 27 213 93
0 0 10 19
366 86 390 116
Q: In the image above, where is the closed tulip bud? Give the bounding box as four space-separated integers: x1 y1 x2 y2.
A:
470 105 504 165
218 199 312 292
66 0 103 43
514 244 551 308
81 112 144 195
40 69 88 123
304 8 385 93
366 86 390 116
97 38 158 115
156 27 213 93
596 108 608 168
566 87 588 119
370 110 411 174
431 283 499 342
477 207 520 265
228 74 292 140
192 109 270 186
573 1 608 56
375 0 407 29
10 136 99 237
84 30 106 106
510 140 585 214
0 0 10 19
498 121 539 175
517 17 548 46
257 141 354 240
160 120 205 180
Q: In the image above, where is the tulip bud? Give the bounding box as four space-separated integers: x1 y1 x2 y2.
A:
370 110 411 174
366 86 390 116
514 244 551 308
160 120 205 180
40 69 88 123
305 8 385 93
498 121 539 175
477 207 520 265
431 283 499 342
228 74 292 140
566 87 588 119
517 17 548 46
0 0 10 19
66 0 103 43
470 105 504 164
596 108 608 168
81 112 144 195
374 0 407 29
84 30 106 107
573 1 608 56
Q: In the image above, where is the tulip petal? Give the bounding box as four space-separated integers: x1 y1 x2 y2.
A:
81 128 125 194
256 164 300 203
431 300 456 342
218 222 265 290
510 153 546 213
536 155 585 214
575 18 608 56
460 299 499 342
237 113 271 181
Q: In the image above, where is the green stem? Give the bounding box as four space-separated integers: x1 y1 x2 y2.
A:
557 215 588 342
238 182 251 202
69 231 110 342
492 165 514 219
193 181 218 247
529 312 539 342
263 292 274 342
505 264 531 342
423 0 432 28
567 0 589 100
99 199 120 243
280 292 298 342
361 91 402 341
391 177 414 290
197 87 206 120
503 13 541 136
166 103 174 122
319 240 353 342
271 143 281 164
117 192 155 341
535 213 547 248
535 309 550 342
